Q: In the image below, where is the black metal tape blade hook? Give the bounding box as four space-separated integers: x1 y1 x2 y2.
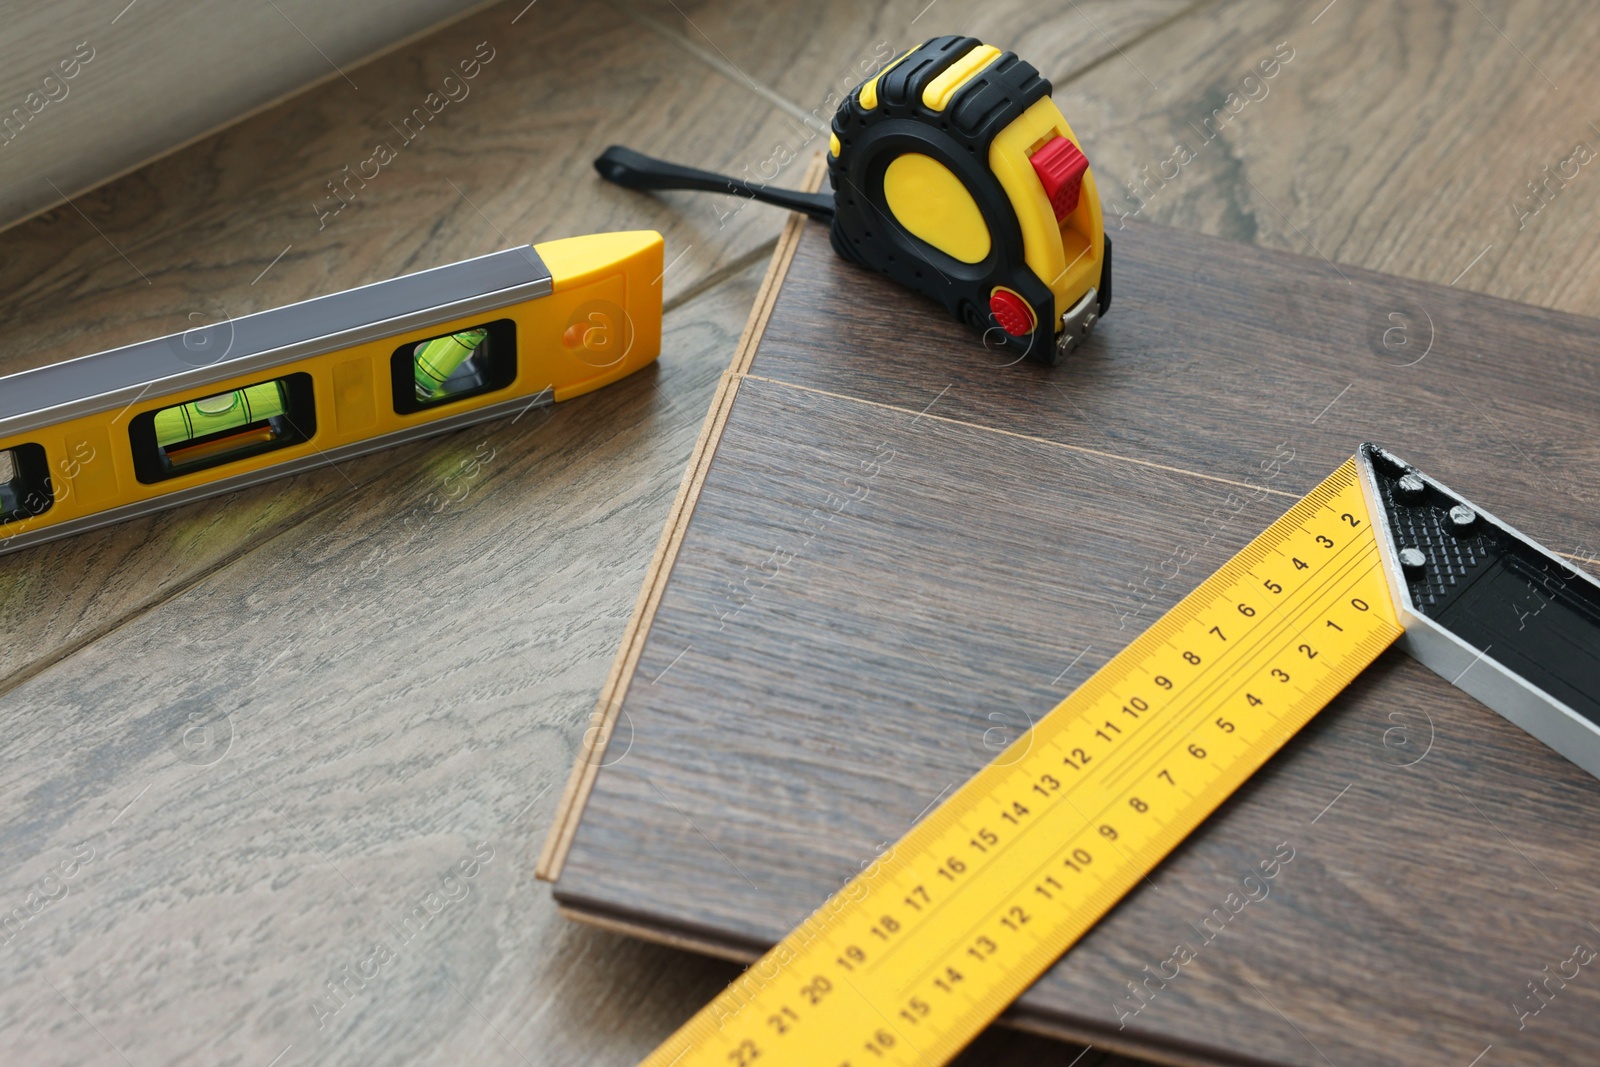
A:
593 146 836 222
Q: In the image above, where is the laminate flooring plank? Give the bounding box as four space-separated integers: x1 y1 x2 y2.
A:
555 373 1600 1066
556 375 1305 945
749 219 1600 567
0 264 778 1067
0 0 824 693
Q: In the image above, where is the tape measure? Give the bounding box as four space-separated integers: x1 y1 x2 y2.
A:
0 231 664 556
636 445 1600 1066
593 35 1108 366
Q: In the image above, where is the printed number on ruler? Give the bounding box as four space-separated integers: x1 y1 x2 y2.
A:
644 458 1403 1067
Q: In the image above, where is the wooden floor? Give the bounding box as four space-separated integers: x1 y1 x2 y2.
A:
1 0 1596 1065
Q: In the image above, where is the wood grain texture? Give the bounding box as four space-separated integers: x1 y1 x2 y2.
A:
537 155 826 883
553 1 1600 1061
0 2 882 1065
618 0 1202 134
0 254 1145 1067
7 0 1599 1065
622 0 1600 316
0 2 1179 1064
0 0 500 230
0 259 755 1067
1048 0 1600 313
0 0 821 704
750 218 1600 563
552 224 1600 1065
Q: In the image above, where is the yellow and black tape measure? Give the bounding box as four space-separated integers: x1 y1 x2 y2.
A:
0 232 663 556
596 35 1108 366
639 457 1403 1067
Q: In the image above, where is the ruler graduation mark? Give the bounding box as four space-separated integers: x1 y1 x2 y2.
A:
1102 531 1373 791
642 458 1403 1067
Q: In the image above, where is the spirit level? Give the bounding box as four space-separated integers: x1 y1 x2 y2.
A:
0 230 663 556
637 447 1598 1067
595 34 1109 365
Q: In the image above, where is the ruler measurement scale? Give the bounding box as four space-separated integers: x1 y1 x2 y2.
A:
1100 530 1381 792
644 459 1403 1067
869 552 1390 1018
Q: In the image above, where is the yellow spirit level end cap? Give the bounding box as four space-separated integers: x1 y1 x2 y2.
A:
531 230 664 402
538 230 662 291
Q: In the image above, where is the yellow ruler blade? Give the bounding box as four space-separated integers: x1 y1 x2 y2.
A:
642 457 1403 1067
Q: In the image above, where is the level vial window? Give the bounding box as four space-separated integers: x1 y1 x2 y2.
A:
390 318 516 415
0 443 53 525
130 373 316 484
415 327 489 398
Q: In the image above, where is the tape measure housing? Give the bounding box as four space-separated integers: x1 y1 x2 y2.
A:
828 36 1109 364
